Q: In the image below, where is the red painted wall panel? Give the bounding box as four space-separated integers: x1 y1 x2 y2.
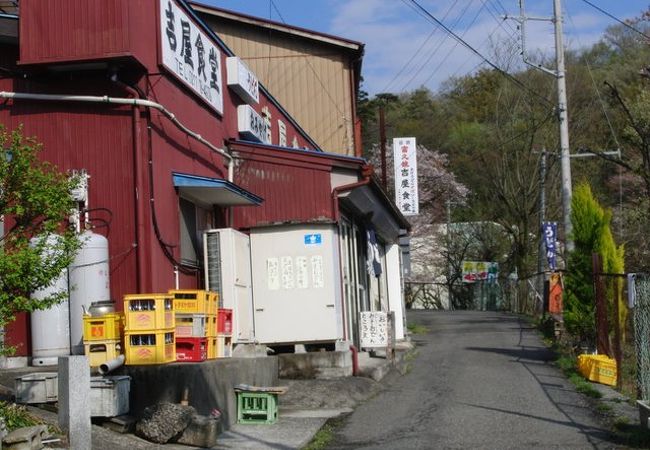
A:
0 0 332 355
19 0 155 68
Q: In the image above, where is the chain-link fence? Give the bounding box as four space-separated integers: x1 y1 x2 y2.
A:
634 273 650 400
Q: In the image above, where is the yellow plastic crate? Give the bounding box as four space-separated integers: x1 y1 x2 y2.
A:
124 294 174 331
175 314 212 338
169 290 218 315
124 331 175 365
577 354 617 386
83 313 124 341
217 335 232 358
207 337 217 360
84 339 121 368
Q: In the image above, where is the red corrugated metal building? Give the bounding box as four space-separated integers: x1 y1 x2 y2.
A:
0 0 409 358
0 0 344 355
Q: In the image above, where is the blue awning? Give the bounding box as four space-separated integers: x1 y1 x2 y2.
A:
172 172 263 206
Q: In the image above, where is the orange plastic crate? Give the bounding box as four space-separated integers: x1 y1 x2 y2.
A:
124 294 174 331
83 313 124 341
124 331 175 365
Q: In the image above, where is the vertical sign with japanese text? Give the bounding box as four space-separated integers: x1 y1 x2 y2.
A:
542 221 558 270
359 311 388 348
393 137 419 216
160 0 224 115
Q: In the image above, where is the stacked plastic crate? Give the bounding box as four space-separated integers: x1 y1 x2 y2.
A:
169 290 218 361
82 312 124 368
217 308 233 357
123 294 176 365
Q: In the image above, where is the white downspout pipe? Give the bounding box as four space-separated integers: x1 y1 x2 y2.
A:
0 91 234 182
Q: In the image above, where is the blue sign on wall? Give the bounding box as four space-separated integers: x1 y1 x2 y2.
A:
304 233 322 245
542 221 558 270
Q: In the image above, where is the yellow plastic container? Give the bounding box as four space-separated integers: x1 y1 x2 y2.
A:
84 339 121 368
124 331 175 365
577 354 617 386
216 335 233 358
169 290 218 315
83 313 124 341
207 337 217 360
124 294 174 331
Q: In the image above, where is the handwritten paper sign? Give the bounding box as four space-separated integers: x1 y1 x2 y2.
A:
360 311 388 348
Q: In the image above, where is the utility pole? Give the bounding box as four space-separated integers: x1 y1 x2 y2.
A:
537 148 546 278
511 0 574 255
554 0 573 253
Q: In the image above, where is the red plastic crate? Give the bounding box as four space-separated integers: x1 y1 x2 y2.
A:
175 337 207 362
217 309 233 336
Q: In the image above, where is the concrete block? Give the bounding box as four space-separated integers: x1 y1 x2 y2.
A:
2 425 47 450
279 351 352 379
58 356 91 450
176 414 219 448
231 344 268 358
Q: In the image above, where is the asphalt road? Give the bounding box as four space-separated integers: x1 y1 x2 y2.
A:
328 310 620 450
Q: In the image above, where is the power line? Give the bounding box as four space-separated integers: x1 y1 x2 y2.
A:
406 0 552 106
382 0 459 93
399 0 474 92
580 0 650 40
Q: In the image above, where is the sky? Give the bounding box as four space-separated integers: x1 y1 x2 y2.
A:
199 0 649 96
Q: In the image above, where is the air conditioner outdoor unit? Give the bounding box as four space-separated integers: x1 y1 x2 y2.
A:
203 228 255 342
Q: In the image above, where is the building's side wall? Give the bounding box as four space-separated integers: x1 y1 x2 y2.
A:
200 15 356 156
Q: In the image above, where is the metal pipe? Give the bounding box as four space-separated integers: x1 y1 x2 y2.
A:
0 91 234 182
98 354 125 375
115 81 147 293
349 344 359 376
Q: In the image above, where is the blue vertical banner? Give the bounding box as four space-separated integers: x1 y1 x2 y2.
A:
542 221 558 270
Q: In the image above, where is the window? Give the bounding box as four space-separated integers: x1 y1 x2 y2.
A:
179 197 213 267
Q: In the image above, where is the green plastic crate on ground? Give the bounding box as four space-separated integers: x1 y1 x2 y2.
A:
236 392 278 424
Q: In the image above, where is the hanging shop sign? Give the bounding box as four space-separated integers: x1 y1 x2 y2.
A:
393 137 419 216
542 221 558 270
160 0 224 115
462 261 499 283
226 56 259 105
237 105 270 144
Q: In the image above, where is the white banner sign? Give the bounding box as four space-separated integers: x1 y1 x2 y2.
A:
237 105 270 144
393 137 419 216
226 56 259 105
160 0 224 115
359 311 388 348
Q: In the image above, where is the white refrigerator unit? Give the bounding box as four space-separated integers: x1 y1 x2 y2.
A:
250 224 343 345
203 228 255 343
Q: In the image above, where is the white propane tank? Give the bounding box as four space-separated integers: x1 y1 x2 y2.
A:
30 235 71 366
68 231 110 355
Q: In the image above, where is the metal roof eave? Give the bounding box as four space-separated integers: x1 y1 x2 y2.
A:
172 172 263 206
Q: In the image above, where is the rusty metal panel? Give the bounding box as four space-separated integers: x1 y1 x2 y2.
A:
19 0 155 67
199 13 356 156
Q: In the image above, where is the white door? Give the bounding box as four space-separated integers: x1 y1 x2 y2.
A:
251 225 341 344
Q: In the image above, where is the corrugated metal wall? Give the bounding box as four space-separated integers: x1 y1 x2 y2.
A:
200 15 356 156
19 0 154 67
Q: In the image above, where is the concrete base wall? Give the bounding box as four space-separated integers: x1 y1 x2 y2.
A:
121 356 278 428
279 350 352 379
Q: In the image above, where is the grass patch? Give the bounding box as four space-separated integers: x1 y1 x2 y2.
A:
304 416 346 450
407 323 428 335
0 401 45 431
613 421 650 447
555 355 603 399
